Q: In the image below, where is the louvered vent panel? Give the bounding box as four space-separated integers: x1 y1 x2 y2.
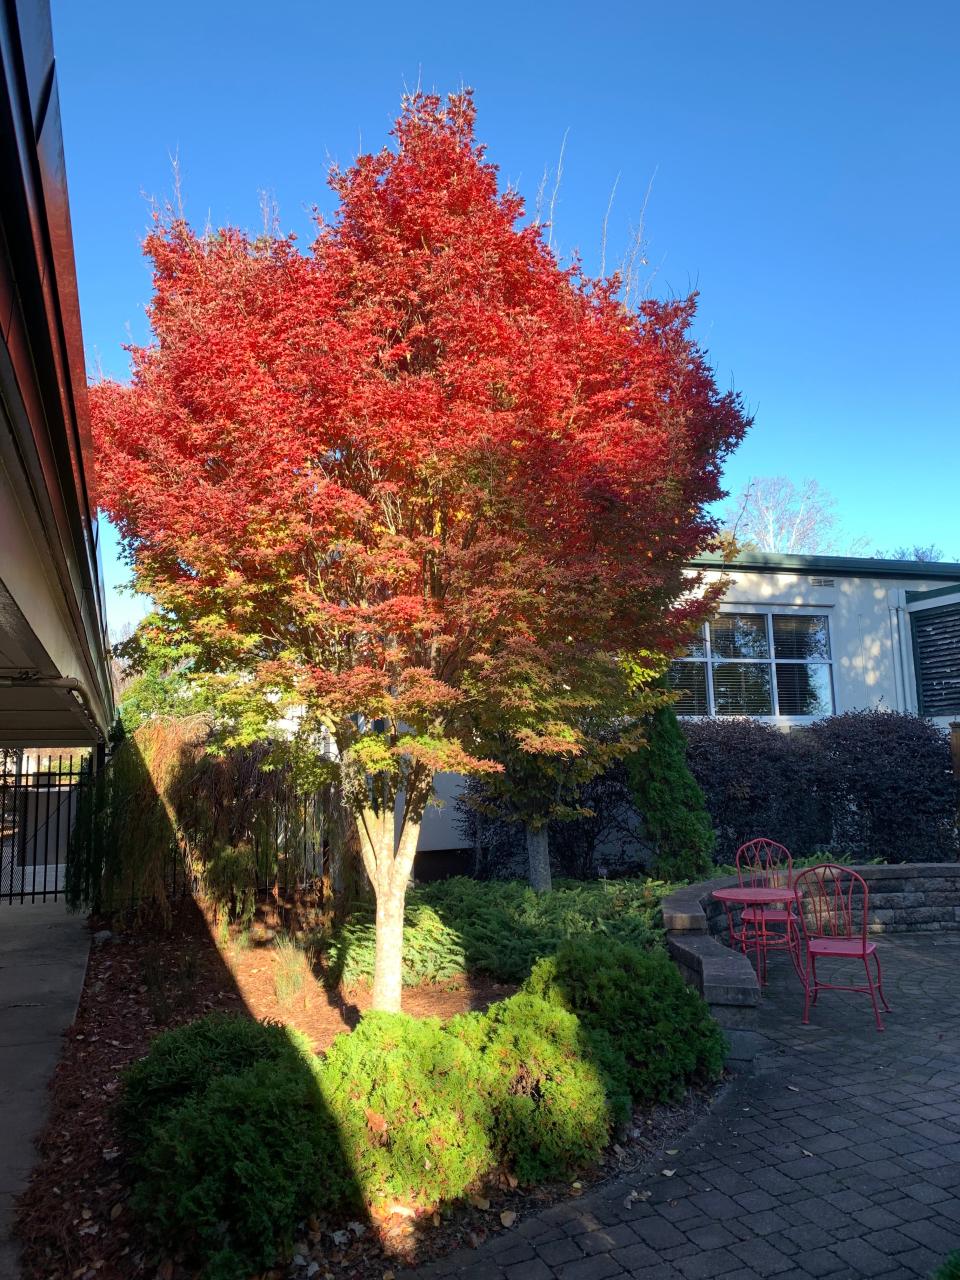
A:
810 577 835 587
913 602 960 715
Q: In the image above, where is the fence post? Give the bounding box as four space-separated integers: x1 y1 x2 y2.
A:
951 722 960 783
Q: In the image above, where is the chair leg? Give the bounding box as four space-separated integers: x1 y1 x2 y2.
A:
864 956 885 1032
809 955 819 1005
874 951 891 1012
789 925 805 981
801 952 813 1024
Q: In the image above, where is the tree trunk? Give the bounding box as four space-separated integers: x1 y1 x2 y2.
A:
371 880 407 1011
526 823 552 893
356 801 423 1013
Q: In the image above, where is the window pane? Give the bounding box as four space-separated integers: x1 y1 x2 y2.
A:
676 628 706 660
710 613 769 659
712 662 773 715
773 614 831 661
668 661 708 715
776 663 834 716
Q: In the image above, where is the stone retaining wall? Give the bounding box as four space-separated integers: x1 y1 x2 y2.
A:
661 862 960 1030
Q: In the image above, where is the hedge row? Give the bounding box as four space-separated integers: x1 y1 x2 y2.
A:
683 711 958 865
120 939 724 1278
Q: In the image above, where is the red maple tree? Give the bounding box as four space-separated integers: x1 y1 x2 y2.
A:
91 92 748 1009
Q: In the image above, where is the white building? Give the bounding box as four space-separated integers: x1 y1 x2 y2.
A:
673 552 960 727
419 551 960 860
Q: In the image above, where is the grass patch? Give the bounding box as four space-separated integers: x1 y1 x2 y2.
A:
273 933 312 1007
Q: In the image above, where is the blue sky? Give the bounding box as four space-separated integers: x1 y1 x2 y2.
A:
51 0 960 637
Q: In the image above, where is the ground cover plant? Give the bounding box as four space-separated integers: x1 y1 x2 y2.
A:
320 875 669 987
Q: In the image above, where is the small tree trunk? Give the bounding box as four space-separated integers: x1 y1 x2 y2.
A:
356 804 423 1013
526 823 552 893
371 881 406 1011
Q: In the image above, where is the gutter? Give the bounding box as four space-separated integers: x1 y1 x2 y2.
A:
0 672 105 740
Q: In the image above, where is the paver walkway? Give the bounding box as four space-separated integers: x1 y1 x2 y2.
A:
0 903 90 1279
416 933 960 1280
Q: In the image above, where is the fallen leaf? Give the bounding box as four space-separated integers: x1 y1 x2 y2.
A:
661 1169 676 1177
500 1210 517 1228
787 1085 800 1092
666 1148 679 1155
468 1194 490 1210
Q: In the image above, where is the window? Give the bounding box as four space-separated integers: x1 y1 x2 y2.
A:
669 611 834 718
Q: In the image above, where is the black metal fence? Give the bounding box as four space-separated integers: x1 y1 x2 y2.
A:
1 749 91 904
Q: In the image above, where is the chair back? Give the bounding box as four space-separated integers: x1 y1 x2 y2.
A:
793 863 870 943
735 838 792 891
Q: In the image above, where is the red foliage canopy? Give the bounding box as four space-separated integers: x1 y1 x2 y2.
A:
91 92 748 773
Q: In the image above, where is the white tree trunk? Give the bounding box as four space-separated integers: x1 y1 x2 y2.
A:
526 823 552 893
356 801 423 1013
371 878 407 1011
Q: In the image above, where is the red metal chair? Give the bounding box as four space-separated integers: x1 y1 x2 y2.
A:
792 863 890 1031
734 839 797 982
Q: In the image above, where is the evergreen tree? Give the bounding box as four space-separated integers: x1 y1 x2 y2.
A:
627 704 714 880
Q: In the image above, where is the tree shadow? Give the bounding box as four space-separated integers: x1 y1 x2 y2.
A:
56 729 369 1278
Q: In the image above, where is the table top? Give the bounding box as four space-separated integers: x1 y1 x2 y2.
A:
712 885 793 905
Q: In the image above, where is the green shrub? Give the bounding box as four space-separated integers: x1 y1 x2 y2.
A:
130 1059 351 1280
627 702 715 880
120 1013 352 1279
935 1253 960 1280
320 1011 493 1209
453 993 622 1183
118 1012 310 1153
523 938 726 1105
321 876 666 988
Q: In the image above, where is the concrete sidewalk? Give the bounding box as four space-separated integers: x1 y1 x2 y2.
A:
0 903 90 1279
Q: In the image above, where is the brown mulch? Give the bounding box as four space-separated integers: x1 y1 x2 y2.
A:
14 900 720 1280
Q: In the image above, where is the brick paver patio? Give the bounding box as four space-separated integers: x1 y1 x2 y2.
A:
415 933 960 1280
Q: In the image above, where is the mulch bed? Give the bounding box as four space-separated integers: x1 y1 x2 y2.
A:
15 901 720 1280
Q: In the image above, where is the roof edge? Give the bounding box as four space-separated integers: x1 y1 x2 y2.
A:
690 551 960 582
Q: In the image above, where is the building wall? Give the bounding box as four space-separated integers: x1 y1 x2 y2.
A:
699 566 960 724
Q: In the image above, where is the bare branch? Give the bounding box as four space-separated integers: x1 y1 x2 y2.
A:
546 128 569 251
599 171 620 280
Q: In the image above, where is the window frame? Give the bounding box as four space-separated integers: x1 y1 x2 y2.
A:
671 606 835 720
